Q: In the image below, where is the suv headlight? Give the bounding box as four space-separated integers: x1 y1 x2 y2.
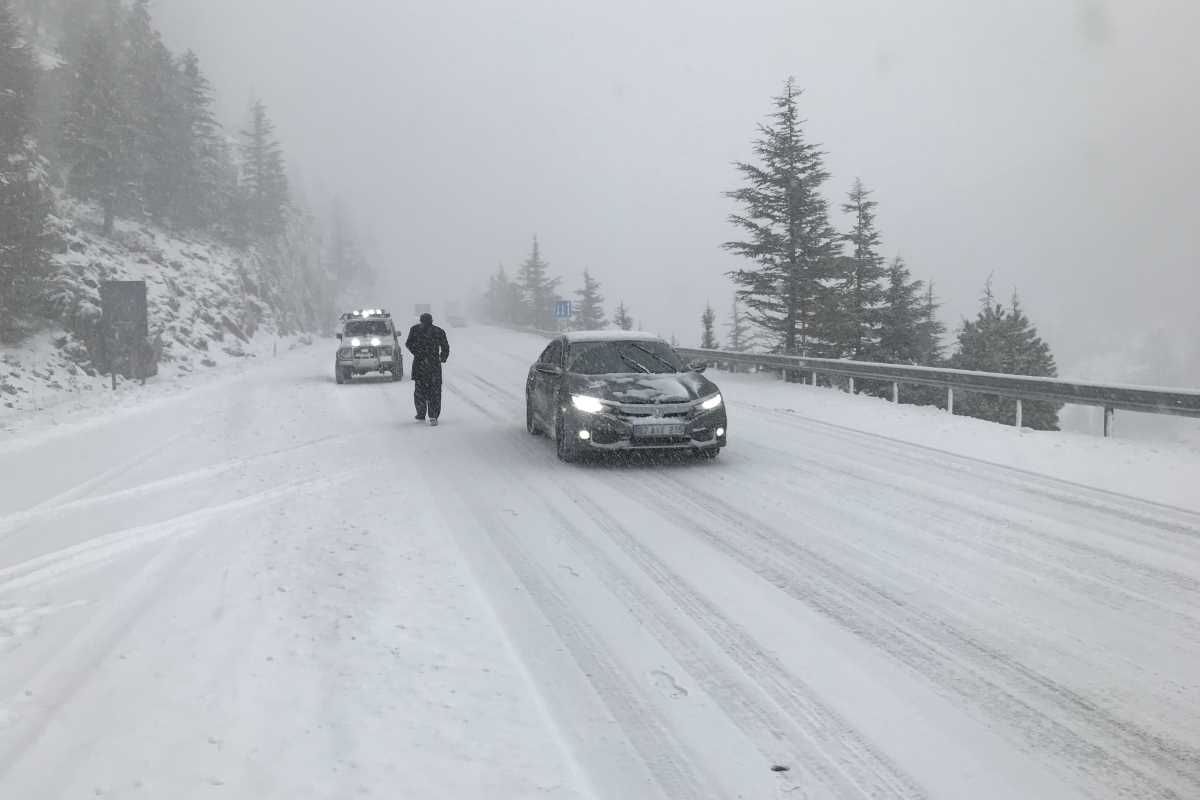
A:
571 394 605 414
700 393 723 411
350 337 362 347
370 337 382 347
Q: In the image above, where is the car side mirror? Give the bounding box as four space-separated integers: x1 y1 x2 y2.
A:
688 360 708 373
536 364 562 376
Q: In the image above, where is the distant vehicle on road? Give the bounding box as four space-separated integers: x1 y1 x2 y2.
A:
526 331 727 462
445 301 468 328
335 309 403 384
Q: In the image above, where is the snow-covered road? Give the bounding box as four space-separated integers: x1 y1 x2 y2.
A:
2 326 1198 799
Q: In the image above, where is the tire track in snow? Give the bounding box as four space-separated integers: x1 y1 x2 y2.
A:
450 485 718 800
627 471 1200 800
0 473 356 595
548 484 927 799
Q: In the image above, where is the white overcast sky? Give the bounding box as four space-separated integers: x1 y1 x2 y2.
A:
155 0 1200 373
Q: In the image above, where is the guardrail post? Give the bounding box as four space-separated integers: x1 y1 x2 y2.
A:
1103 406 1114 437
947 387 954 415
1015 398 1023 429
891 382 899 404
848 377 855 395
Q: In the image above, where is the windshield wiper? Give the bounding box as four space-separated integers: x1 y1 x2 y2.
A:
626 343 677 372
619 353 651 373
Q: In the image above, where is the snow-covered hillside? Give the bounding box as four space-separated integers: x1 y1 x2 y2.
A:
1 203 318 419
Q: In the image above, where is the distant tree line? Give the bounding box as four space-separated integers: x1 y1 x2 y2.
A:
482 236 640 334
0 0 370 342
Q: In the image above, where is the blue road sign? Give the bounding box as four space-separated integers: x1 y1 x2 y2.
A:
555 300 573 320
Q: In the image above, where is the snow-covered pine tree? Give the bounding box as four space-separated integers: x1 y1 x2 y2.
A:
726 78 842 360
516 236 560 329
725 294 751 352
572 269 606 330
831 178 887 359
700 303 719 349
60 17 135 234
0 0 56 340
123 0 180 222
239 99 289 239
949 282 1060 430
875 256 925 364
613 300 634 331
172 50 229 229
915 281 946 365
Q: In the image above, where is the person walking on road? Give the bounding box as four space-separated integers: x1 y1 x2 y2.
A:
406 312 450 425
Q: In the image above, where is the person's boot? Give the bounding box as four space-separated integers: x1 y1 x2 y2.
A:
429 418 439 427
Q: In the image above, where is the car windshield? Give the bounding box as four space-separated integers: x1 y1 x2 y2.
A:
344 320 390 337
567 340 682 375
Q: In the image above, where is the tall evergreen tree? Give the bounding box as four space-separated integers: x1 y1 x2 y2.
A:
914 281 946 365
123 0 179 221
726 78 842 359
172 50 228 228
239 99 289 238
516 235 559 329
613 300 634 331
485 263 521 324
874 256 925 364
60 18 134 234
950 283 1060 429
571 269 606 330
700 303 719 349
725 294 751 352
0 0 56 340
831 178 887 358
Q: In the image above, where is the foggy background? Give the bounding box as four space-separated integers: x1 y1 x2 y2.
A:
154 0 1199 382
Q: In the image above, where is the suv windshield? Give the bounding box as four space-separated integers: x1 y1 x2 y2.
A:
567 340 682 375
344 320 390 337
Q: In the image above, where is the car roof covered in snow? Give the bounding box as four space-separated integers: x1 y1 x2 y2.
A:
562 330 667 344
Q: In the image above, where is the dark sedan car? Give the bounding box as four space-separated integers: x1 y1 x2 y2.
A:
526 332 728 462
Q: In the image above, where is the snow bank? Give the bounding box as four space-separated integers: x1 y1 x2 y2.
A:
716 368 1200 512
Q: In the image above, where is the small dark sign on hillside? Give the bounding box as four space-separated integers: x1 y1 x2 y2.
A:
99 281 157 379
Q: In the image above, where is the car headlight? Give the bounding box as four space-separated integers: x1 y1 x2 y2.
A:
370 337 381 347
350 337 362 347
700 393 723 411
571 394 605 414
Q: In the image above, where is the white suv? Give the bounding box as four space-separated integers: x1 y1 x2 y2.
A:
335 310 403 383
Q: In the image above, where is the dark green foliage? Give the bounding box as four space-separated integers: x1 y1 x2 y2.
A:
0 0 56 340
725 294 751 352
59 20 134 234
613 300 634 331
950 282 1060 429
915 281 946 365
516 236 560 329
172 50 230 229
829 179 887 358
572 269 606 330
239 100 289 238
875 256 926 364
726 78 842 357
701 303 718 349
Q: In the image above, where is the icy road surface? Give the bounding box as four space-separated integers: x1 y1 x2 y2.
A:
1 326 1198 799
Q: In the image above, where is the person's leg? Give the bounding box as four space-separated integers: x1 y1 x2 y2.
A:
428 370 443 420
414 373 428 419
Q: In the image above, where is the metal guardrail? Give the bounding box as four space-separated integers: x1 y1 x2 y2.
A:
676 347 1200 435
504 326 1200 435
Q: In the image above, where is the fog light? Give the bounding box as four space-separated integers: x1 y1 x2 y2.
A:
717 427 726 437
578 430 591 441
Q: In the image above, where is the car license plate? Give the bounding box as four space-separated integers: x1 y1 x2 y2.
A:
356 348 374 357
634 422 686 438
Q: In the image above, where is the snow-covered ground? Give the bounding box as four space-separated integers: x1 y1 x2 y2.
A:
1 326 1198 799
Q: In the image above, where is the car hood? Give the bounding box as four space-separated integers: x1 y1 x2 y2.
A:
569 372 718 405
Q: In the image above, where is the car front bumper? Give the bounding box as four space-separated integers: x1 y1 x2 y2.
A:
562 406 728 452
338 348 398 372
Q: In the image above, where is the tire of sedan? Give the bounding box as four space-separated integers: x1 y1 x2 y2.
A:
555 408 579 462
699 448 720 460
526 395 542 435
